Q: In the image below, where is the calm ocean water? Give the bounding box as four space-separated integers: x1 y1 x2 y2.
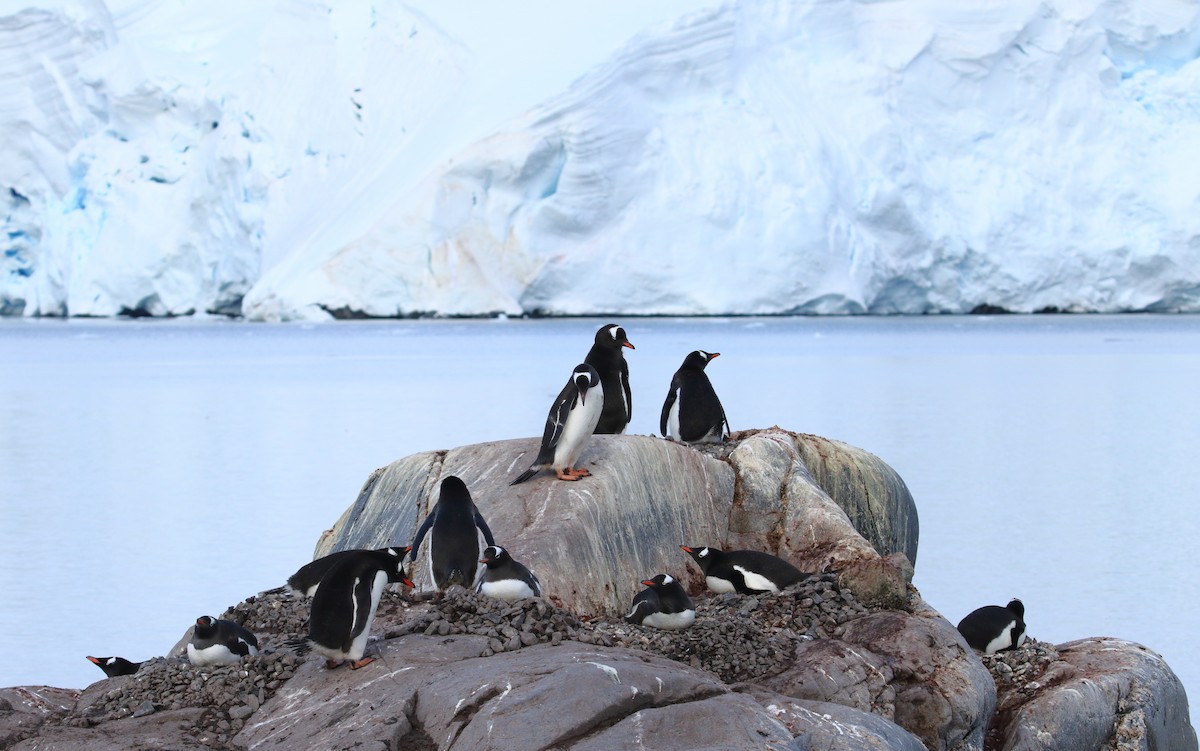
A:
2 314 1197 710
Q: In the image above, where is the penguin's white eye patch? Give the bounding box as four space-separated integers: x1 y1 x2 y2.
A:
662 574 674 584
611 326 624 340
698 350 708 358
698 548 710 557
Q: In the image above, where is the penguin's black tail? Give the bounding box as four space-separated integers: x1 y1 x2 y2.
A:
509 466 539 485
283 638 312 657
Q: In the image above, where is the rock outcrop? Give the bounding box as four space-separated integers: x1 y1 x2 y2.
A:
1 428 1193 751
317 428 918 615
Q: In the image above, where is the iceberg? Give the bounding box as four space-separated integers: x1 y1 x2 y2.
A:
4 0 1200 319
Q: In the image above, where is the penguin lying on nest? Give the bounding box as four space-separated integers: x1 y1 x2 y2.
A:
475 545 542 602
86 655 143 678
680 545 809 595
957 599 1027 654
187 616 259 667
625 574 695 630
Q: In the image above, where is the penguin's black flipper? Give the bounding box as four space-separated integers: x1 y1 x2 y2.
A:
660 378 680 437
473 510 496 547
410 512 435 559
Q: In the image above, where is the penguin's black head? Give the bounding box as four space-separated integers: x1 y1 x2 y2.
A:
1006 598 1025 620
439 476 472 505
680 545 719 570
643 573 675 588
683 350 720 370
572 363 600 405
481 545 510 566
194 615 217 637
87 655 140 678
596 323 635 350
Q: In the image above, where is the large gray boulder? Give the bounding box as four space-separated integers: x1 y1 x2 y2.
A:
235 635 803 751
316 428 918 615
995 637 1198 751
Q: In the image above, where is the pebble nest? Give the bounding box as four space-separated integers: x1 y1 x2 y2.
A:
980 638 1059 751
597 572 870 683
58 574 876 746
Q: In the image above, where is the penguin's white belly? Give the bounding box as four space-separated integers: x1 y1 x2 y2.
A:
666 389 682 440
554 385 603 470
187 641 253 667
705 575 736 594
734 565 781 593
479 578 536 602
641 608 696 630
347 570 388 661
983 622 1021 655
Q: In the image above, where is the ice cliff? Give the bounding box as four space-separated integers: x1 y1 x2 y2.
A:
4 0 1200 319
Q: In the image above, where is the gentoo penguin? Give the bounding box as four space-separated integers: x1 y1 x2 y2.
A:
289 548 415 669
475 545 542 602
86 655 142 678
510 363 603 484
680 545 808 595
957 599 1027 654
286 546 411 598
187 616 259 667
660 350 730 444
584 323 634 434
410 476 496 589
625 574 696 630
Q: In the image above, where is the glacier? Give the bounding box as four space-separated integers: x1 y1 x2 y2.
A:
4 0 1200 319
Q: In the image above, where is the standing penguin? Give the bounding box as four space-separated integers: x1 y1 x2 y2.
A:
286 546 411 598
410 476 496 589
680 545 808 595
86 656 143 678
957 599 1027 654
510 363 603 484
660 350 730 444
584 323 634 434
187 616 259 667
289 548 415 669
625 574 696 630
475 545 542 602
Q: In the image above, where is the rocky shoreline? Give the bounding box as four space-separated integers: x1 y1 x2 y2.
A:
2 428 1194 750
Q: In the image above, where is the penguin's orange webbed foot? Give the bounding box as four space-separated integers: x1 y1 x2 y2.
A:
325 659 345 670
349 657 376 670
567 467 591 477
555 470 582 481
